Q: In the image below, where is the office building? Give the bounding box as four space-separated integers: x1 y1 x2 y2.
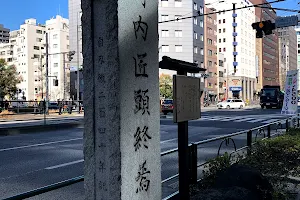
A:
277 27 297 90
206 0 257 100
204 6 219 102
251 0 279 90
158 0 205 76
0 24 9 43
295 26 300 90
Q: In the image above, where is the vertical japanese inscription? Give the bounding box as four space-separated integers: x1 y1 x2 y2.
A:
133 53 148 77
133 16 148 41
135 160 150 193
134 89 150 115
134 126 151 151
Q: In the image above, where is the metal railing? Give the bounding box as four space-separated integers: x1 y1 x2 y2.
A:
3 115 298 200
161 115 299 199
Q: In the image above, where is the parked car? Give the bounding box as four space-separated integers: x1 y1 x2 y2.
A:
217 99 245 109
161 99 173 115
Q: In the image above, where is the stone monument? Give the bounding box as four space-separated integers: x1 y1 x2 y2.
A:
81 0 161 199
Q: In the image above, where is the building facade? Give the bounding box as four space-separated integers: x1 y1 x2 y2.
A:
206 0 257 100
251 0 279 89
204 6 218 102
295 27 300 90
277 27 297 90
0 24 9 43
158 0 205 76
0 16 69 101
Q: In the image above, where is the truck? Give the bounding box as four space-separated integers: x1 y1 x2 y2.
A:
260 85 284 109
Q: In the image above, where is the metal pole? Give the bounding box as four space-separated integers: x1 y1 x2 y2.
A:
76 12 80 103
45 32 49 115
177 70 189 200
63 53 66 100
40 51 44 100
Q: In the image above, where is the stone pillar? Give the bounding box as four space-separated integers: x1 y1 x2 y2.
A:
81 0 161 200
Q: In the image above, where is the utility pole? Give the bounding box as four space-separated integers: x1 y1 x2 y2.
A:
45 32 49 114
63 53 66 100
40 50 44 99
76 11 81 103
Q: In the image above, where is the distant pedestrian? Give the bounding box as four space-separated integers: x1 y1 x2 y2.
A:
58 99 62 115
68 99 73 114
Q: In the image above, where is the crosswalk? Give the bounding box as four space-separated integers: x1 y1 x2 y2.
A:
165 114 287 124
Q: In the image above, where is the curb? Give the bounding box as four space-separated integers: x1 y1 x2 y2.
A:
0 121 83 136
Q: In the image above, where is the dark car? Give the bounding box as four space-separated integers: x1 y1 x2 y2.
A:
161 99 173 115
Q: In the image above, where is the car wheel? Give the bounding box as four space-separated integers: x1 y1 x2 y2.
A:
226 105 230 109
239 105 243 109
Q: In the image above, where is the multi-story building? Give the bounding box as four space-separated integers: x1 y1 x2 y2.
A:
0 16 69 101
251 0 279 89
206 0 257 100
68 0 83 100
204 6 218 102
0 24 9 43
295 27 300 90
277 27 297 89
158 0 205 76
45 16 70 101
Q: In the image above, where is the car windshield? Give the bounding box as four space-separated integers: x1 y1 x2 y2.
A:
163 100 173 104
261 89 276 96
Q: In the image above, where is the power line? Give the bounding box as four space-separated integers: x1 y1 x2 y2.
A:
256 6 300 13
158 0 285 24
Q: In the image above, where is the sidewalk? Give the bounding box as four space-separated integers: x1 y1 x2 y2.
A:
0 112 84 123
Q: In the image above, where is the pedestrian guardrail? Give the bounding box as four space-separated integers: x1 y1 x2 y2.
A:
2 115 299 200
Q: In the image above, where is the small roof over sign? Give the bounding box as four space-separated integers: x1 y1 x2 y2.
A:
159 56 206 73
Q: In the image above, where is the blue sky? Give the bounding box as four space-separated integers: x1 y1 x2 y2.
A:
0 0 68 30
0 0 298 31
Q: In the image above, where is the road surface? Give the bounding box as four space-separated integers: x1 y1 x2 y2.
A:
0 107 292 199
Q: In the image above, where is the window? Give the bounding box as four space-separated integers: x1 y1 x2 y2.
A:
53 44 58 48
53 34 58 39
223 38 226 42
223 48 226 52
200 34 203 41
194 2 197 10
161 15 169 21
208 61 213 67
207 39 213 45
175 45 182 52
194 46 198 54
175 30 182 37
67 45 69 49
219 29 221 33
219 48 221 52
36 30 43 34
54 63 58 67
223 19 225 23
174 0 182 7
200 48 204 55
298 50 300 54
208 50 213 56
67 36 69 40
219 39 221 43
33 54 39 58
162 45 169 52
199 6 204 14
219 20 221 24
36 38 42 42
194 32 198 39
161 0 168 7
175 15 182 22
199 20 203 27
223 28 226 33
161 30 169 37
194 18 197 25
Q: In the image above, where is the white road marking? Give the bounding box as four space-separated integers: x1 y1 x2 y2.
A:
235 118 255 122
45 159 84 170
160 138 177 144
247 118 266 123
0 138 83 152
261 119 279 124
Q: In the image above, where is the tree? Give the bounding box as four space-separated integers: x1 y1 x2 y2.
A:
0 59 22 99
159 74 173 99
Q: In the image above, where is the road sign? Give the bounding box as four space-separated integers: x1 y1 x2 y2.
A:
275 15 298 28
229 86 242 91
173 75 200 123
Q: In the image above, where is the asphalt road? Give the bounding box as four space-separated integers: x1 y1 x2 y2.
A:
0 107 292 199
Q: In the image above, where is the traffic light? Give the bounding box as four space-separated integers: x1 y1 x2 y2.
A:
252 20 276 38
53 79 58 86
68 51 76 61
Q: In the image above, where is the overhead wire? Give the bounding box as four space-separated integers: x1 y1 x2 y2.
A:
158 0 286 24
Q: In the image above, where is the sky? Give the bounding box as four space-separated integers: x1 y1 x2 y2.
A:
0 0 68 30
0 0 298 31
